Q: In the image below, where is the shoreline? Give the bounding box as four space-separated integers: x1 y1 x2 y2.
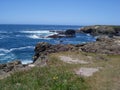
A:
0 25 120 79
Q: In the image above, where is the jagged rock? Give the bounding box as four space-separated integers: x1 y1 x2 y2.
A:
0 60 22 73
0 64 6 69
34 42 77 62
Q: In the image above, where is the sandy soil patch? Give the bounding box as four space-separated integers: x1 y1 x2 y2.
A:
75 67 99 77
59 56 89 64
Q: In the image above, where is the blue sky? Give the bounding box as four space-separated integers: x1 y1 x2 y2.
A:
0 0 120 25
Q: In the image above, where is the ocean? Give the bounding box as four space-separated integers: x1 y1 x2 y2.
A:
0 24 96 64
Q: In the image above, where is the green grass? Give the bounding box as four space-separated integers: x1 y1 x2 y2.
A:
0 51 120 90
49 52 120 90
0 54 89 90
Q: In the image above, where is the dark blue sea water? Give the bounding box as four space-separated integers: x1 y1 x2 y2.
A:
0 24 96 64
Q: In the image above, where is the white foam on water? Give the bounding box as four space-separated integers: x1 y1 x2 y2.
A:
0 48 10 53
21 60 33 64
20 30 51 34
0 46 34 64
45 32 58 37
87 34 91 36
0 53 5 56
0 46 34 54
20 30 58 39
27 35 42 39
10 46 34 51
27 34 53 40
0 53 16 62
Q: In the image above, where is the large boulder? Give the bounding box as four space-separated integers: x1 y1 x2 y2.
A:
65 29 76 37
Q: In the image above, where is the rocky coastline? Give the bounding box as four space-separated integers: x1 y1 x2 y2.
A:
0 25 120 79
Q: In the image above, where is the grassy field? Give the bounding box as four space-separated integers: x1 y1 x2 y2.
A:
0 51 120 90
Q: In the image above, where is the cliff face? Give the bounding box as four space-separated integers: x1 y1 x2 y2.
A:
78 25 120 36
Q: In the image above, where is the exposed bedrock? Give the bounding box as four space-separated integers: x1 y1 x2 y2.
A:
33 42 78 62
34 36 120 63
0 60 24 77
81 36 120 55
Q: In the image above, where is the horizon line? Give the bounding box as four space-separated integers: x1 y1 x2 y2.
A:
0 23 120 26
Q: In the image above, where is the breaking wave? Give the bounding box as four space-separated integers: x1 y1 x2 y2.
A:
20 30 52 34
0 46 34 53
21 59 33 64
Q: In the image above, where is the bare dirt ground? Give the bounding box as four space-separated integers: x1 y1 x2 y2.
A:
75 67 99 77
59 55 100 77
59 55 89 64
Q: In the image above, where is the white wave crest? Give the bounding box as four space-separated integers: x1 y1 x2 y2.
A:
0 48 10 53
0 46 34 54
27 35 42 39
87 34 91 36
10 46 35 51
27 34 52 40
20 30 51 34
0 53 5 56
21 60 33 64
0 53 16 63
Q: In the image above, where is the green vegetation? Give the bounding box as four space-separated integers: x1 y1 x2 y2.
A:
0 51 120 90
0 53 89 90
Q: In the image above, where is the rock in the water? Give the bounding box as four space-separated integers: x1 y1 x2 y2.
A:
65 29 76 37
47 29 76 38
47 34 65 38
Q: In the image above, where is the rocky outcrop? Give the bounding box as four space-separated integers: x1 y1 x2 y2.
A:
0 60 25 79
81 36 120 54
33 42 78 62
34 36 120 63
78 25 120 36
